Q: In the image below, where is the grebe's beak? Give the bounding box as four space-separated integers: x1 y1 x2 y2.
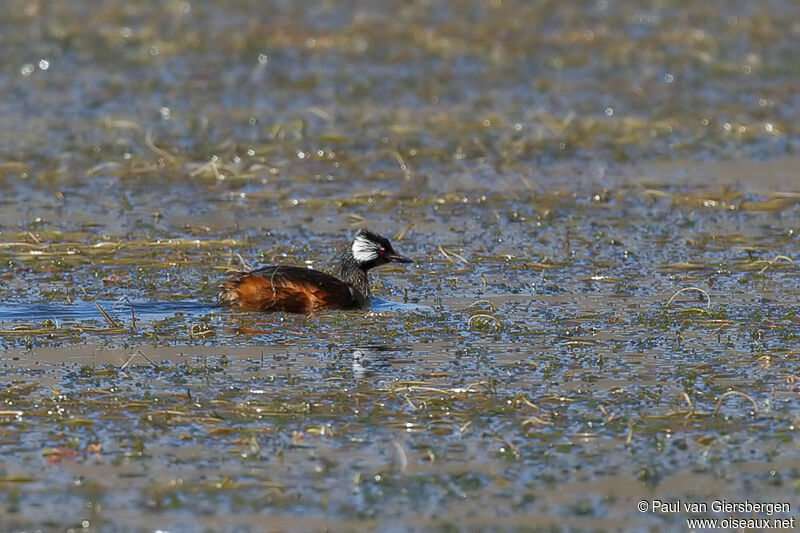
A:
386 253 413 264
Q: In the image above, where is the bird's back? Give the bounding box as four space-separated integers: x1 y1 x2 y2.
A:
218 265 361 313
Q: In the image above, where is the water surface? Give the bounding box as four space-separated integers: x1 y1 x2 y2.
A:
1 1 799 531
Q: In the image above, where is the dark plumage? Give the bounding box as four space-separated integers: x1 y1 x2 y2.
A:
218 229 412 313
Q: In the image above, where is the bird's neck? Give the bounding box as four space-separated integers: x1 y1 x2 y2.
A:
339 251 370 303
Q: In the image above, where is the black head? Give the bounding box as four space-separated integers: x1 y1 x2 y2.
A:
350 229 413 270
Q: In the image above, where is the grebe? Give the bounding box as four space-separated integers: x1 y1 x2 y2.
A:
218 229 413 313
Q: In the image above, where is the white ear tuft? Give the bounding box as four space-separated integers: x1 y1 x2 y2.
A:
352 234 378 262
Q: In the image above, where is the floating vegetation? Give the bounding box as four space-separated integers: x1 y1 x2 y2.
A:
757 255 797 274
665 287 712 312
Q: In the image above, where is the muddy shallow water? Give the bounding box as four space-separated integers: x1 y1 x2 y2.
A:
2 1 800 532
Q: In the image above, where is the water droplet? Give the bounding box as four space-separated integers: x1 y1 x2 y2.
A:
20 63 34 76
604 107 614 116
38 59 50 70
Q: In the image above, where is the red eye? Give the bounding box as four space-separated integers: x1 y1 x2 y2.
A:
378 248 385 255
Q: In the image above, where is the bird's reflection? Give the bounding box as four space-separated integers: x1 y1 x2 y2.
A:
350 344 410 378
351 349 371 378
